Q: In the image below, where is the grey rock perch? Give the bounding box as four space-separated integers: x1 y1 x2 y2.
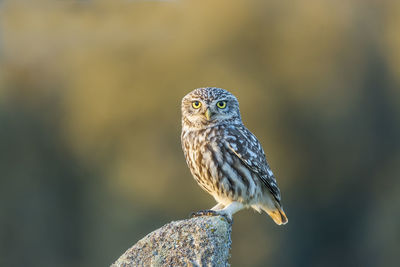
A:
111 216 232 267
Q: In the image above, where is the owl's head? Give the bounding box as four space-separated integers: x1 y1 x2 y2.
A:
181 87 242 129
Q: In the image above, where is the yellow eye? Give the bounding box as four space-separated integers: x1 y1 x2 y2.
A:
192 101 202 109
216 101 227 109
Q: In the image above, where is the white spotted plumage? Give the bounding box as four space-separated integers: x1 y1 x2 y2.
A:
181 87 288 225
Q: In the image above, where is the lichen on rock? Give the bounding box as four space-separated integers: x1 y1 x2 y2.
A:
111 216 232 267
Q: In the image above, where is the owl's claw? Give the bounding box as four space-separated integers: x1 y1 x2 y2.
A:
190 210 233 224
190 209 219 218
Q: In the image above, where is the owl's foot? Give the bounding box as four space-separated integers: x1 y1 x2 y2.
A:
190 210 233 224
190 209 219 218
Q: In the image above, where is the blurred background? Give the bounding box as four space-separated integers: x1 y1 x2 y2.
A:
1 0 399 266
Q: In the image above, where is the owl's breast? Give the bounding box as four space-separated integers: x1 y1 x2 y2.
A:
182 129 218 193
182 127 257 202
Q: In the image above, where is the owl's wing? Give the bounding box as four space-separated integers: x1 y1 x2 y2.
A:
224 125 282 204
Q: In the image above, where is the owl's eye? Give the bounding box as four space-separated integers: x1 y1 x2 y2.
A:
192 101 202 109
216 101 227 109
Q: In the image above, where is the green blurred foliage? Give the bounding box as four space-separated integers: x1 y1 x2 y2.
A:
0 0 399 266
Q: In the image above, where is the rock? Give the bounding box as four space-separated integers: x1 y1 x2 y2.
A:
111 215 232 267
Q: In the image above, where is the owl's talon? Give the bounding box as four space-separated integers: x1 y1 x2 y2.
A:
190 209 219 218
190 210 233 224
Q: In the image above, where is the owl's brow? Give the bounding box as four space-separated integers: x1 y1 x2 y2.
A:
191 98 230 104
187 98 204 103
194 94 231 100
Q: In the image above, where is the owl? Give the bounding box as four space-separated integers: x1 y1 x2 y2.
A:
181 87 288 225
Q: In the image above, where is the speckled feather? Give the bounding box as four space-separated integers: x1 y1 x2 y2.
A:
224 125 282 203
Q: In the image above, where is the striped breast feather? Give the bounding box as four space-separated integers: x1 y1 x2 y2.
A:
224 125 282 204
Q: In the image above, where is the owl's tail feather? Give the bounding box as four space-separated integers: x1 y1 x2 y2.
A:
263 205 288 225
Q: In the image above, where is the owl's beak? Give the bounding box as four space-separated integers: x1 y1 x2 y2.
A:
204 108 212 121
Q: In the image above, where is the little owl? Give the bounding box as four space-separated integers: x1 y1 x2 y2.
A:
181 87 288 225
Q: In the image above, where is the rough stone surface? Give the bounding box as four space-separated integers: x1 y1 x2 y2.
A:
111 216 232 267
